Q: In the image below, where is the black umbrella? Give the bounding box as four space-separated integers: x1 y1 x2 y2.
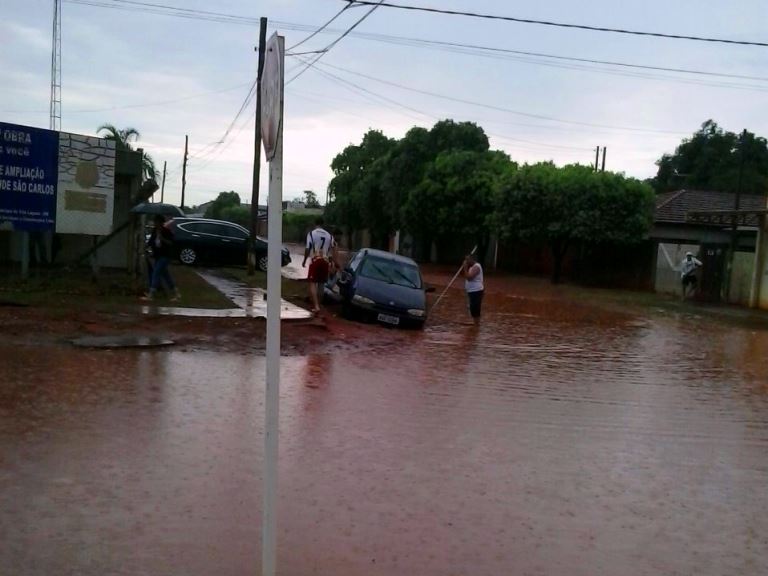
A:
131 202 185 217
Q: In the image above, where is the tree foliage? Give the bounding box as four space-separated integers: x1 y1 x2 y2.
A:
653 120 768 194
327 120 492 247
403 149 512 249
495 163 654 282
303 190 321 208
97 123 156 182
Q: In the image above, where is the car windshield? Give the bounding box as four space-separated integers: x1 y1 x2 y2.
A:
359 256 421 289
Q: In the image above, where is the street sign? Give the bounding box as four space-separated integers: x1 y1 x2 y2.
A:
260 32 283 161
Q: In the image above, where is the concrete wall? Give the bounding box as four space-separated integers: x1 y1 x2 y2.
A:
757 222 768 309
655 242 700 296
727 251 755 306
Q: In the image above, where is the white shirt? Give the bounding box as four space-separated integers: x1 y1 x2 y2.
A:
306 228 334 258
465 263 484 293
680 256 702 278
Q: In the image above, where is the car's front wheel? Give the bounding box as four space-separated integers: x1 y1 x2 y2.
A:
258 255 268 272
179 247 197 265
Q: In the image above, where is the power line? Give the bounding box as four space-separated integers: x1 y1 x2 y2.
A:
287 3 351 51
342 1 768 47
292 55 593 154
187 80 257 161
62 1 768 85
285 0 385 86
309 58 686 135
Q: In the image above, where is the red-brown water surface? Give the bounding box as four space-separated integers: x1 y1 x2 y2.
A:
2 278 767 575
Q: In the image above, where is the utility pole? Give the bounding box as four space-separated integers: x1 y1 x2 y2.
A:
181 135 188 209
726 129 747 301
248 17 268 275
160 161 167 203
594 146 600 172
601 147 607 172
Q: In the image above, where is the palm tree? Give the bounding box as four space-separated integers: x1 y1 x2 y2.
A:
97 123 156 182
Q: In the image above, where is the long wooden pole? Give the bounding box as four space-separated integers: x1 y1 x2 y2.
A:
430 245 477 313
248 17 268 274
180 135 188 209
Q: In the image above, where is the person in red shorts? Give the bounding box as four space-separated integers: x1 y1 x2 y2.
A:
302 218 335 314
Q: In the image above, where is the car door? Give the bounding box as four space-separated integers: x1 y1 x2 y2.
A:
340 251 363 299
176 221 208 259
219 223 249 265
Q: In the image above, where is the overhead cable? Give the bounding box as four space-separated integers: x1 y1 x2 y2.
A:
342 1 768 47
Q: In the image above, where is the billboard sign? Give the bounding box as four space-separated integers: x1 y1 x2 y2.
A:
0 123 59 231
55 132 116 235
0 121 116 235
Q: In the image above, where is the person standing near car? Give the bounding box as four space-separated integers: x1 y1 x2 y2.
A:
461 252 484 325
142 214 181 302
302 218 335 314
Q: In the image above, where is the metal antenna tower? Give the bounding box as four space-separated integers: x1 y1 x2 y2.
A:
50 0 62 131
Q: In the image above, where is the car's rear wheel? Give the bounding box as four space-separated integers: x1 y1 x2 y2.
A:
179 247 197 265
258 255 268 272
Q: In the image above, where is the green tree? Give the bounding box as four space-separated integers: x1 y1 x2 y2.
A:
495 163 654 283
205 191 241 220
653 120 768 194
403 150 513 257
327 120 493 249
303 190 321 208
97 123 157 182
327 129 396 244
219 205 250 227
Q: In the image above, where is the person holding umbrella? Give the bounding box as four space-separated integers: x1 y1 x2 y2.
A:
142 214 181 302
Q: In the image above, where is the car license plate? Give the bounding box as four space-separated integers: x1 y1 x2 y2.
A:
377 313 400 325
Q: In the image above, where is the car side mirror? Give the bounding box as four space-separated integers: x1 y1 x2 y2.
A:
425 286 436 293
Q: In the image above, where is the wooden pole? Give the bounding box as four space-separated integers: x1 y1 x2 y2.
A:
180 135 188 209
160 160 167 203
601 146 607 172
248 17 268 274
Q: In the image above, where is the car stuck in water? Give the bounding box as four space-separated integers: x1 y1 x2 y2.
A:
333 248 430 328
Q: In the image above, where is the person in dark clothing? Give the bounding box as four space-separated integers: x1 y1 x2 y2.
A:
141 215 181 302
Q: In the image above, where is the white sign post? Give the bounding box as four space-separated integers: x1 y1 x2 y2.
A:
260 32 284 576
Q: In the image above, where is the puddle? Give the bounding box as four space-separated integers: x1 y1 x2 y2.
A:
139 267 312 320
71 335 175 348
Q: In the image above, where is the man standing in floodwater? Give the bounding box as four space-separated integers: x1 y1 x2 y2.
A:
302 217 335 315
680 251 702 300
462 252 484 325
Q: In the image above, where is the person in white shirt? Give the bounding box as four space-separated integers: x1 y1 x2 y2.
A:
680 251 702 300
461 253 484 325
302 218 336 314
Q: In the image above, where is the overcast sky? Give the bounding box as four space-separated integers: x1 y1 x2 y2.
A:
2 0 767 208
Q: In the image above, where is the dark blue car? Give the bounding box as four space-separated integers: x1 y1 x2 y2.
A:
337 249 429 328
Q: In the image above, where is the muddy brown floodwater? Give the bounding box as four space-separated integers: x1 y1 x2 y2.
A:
1 278 768 576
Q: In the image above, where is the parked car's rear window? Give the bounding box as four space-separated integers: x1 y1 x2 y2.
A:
359 256 422 289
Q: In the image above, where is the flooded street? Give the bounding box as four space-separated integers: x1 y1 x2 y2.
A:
2 280 768 576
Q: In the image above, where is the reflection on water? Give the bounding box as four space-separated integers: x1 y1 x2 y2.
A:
1 285 768 576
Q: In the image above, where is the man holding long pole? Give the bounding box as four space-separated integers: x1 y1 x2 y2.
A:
461 252 484 325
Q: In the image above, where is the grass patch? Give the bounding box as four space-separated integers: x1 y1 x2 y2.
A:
0 264 234 311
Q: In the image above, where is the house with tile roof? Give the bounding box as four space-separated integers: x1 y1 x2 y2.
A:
652 189 767 304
